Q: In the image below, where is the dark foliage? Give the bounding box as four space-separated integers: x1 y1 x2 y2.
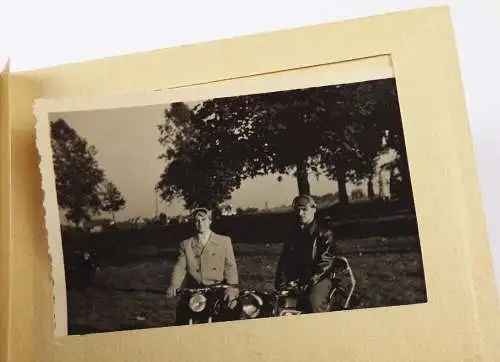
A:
156 78 413 210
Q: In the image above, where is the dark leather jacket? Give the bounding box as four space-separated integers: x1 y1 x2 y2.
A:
275 219 337 289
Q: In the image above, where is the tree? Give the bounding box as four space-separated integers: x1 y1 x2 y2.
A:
173 89 329 196
241 82 393 204
312 82 382 206
51 119 126 226
240 89 325 195
313 78 410 206
158 212 168 225
100 181 126 221
156 151 244 209
378 84 414 205
156 101 246 209
156 79 407 209
51 119 106 226
351 188 365 201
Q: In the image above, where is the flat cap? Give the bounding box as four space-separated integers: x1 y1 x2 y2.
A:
292 194 317 209
191 207 213 219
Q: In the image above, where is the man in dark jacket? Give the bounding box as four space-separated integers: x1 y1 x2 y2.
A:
275 194 337 313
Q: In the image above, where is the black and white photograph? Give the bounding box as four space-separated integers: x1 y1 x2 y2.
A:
45 76 427 335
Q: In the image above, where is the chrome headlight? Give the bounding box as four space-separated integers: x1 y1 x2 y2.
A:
188 293 207 312
241 293 263 318
279 309 302 317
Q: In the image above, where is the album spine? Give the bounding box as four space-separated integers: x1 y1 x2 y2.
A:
0 60 12 362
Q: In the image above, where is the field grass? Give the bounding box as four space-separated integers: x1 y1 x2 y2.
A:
66 235 427 335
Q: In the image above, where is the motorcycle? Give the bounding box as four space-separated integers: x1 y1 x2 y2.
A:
174 283 240 325
327 256 357 311
65 250 101 290
238 256 357 319
237 279 306 320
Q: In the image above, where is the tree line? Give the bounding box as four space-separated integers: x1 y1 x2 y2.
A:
155 78 412 210
51 78 412 227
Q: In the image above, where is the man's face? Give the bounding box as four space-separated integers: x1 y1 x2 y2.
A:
194 214 211 233
294 204 316 226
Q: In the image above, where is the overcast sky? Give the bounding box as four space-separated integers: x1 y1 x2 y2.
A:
50 103 344 222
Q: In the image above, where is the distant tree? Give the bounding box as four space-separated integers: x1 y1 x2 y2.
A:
51 119 126 226
158 212 168 225
100 181 126 221
233 207 260 215
51 119 106 227
244 207 260 214
350 188 365 201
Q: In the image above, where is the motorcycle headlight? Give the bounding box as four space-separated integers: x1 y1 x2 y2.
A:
188 294 207 312
241 293 263 318
279 310 302 317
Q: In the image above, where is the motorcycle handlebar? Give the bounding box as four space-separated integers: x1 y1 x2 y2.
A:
175 283 239 295
240 280 305 296
171 256 356 302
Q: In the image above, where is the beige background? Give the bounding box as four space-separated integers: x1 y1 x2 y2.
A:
3 6 500 362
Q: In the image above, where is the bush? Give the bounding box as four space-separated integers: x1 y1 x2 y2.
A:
60 200 418 267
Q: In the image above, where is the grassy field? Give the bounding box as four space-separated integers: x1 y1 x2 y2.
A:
66 234 427 335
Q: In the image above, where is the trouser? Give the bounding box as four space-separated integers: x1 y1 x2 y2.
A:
174 297 191 326
305 277 333 313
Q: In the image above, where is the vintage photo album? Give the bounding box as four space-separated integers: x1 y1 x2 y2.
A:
1 6 499 362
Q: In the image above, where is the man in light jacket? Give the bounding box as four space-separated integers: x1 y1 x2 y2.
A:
166 208 239 323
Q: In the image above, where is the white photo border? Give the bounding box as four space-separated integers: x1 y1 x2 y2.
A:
34 54 394 338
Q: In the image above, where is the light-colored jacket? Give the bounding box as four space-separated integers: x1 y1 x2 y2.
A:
169 232 239 289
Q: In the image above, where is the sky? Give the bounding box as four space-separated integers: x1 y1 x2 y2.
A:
50 102 349 222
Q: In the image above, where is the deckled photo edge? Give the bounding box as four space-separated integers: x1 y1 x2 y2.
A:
33 54 399 338
34 98 69 338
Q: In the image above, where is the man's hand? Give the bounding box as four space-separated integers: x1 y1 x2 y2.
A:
166 286 177 299
310 275 320 286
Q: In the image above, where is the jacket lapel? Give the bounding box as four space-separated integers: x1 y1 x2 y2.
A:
309 220 319 259
201 232 218 257
189 236 203 257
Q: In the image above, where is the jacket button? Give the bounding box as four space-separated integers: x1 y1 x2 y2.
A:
212 267 216 270
211 253 215 256
196 269 200 272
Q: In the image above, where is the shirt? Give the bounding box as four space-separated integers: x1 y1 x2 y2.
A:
198 231 212 246
192 231 212 257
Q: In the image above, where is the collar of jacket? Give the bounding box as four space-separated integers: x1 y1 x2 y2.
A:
196 230 213 246
192 231 218 246
299 219 319 237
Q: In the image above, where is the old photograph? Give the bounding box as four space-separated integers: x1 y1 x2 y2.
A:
46 77 427 334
